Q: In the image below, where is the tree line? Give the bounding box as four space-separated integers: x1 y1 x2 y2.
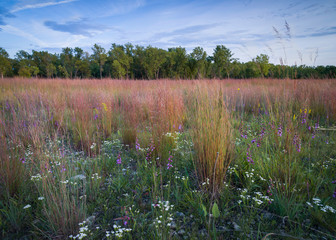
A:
0 44 335 79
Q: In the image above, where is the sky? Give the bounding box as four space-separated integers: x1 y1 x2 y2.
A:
0 0 335 66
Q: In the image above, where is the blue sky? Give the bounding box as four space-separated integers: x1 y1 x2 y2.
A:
0 0 335 65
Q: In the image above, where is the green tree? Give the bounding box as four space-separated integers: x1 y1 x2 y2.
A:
112 60 126 79
143 46 166 79
32 50 57 77
31 66 39 78
58 65 69 78
0 48 11 78
133 45 146 79
254 54 270 77
108 43 133 79
245 61 260 78
60 47 74 78
91 44 107 79
46 63 56 78
190 47 207 78
169 47 188 79
213 45 234 78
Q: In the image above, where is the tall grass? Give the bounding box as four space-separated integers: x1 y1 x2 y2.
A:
0 78 336 238
190 85 234 193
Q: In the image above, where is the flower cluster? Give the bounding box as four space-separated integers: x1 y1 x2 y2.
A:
245 168 255 183
307 198 336 214
152 200 174 229
106 224 132 239
91 173 102 180
293 134 302 152
146 140 155 162
277 125 282 137
166 154 173 169
31 173 43 181
135 138 141 151
238 188 273 205
69 220 90 239
246 145 254 164
116 153 121 164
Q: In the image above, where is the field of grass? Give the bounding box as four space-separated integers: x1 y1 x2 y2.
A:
0 78 336 239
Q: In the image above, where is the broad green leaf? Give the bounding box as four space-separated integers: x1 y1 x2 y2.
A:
212 203 220 218
201 203 207 217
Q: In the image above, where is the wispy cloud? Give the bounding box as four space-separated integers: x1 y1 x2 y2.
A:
11 0 78 13
44 19 110 37
151 23 220 41
1 24 47 46
0 6 15 28
298 26 336 38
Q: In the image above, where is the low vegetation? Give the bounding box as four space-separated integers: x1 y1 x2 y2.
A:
0 78 335 239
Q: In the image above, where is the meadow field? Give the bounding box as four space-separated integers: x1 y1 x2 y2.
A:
0 78 336 239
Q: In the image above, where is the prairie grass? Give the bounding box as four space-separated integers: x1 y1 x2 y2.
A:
0 78 336 239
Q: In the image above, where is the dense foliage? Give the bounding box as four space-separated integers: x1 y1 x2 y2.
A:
1 45 335 79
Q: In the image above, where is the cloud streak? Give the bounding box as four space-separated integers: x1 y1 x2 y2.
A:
44 19 110 37
0 6 15 28
11 0 78 13
297 26 336 38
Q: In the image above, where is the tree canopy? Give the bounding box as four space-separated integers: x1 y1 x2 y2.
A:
1 44 335 79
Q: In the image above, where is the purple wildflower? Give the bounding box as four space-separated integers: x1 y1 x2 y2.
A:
277 125 282 137
94 113 98 120
146 140 155 161
178 124 183 132
247 155 254 164
116 153 121 164
246 146 254 164
135 138 140 151
167 154 173 169
251 139 256 144
293 134 301 152
333 190 336 198
332 180 336 184
20 158 25 163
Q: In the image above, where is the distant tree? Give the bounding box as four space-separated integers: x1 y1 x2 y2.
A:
254 54 270 77
190 47 207 79
108 43 133 79
143 46 166 79
31 66 39 78
16 50 33 77
112 60 126 79
46 63 56 78
32 50 57 77
91 44 107 79
58 65 69 78
18 67 31 77
76 51 91 78
213 45 234 78
170 47 188 79
245 61 260 78
133 45 146 79
0 48 11 78
60 47 74 78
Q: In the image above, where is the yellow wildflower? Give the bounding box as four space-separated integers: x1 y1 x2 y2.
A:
102 102 108 112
